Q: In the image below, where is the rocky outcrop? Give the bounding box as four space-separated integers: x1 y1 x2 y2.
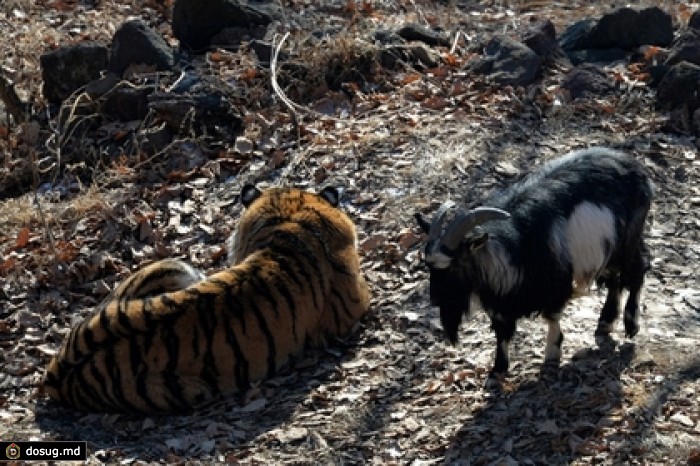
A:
40 42 109 104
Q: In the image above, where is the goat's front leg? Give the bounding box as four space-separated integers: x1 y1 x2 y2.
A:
490 318 516 376
622 243 650 339
544 316 564 363
538 313 565 382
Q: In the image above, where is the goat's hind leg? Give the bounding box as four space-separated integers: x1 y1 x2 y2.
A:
596 272 621 339
622 243 650 339
544 316 564 363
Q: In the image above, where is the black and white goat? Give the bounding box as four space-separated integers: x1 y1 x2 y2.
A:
416 147 653 377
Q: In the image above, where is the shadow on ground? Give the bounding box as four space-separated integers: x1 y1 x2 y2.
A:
444 339 700 464
33 339 363 461
445 342 634 464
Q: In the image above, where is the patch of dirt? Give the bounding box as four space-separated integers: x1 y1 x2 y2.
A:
1 1 699 464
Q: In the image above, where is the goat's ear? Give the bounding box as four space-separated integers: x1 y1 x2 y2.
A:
468 233 489 252
415 213 431 234
241 184 262 207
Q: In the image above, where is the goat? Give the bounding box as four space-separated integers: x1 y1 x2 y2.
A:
415 147 653 378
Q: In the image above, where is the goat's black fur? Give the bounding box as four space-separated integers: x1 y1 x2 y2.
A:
417 147 653 376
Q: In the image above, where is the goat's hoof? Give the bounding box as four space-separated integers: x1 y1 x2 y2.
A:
485 372 505 390
595 321 613 337
595 332 616 349
624 321 639 339
539 359 559 383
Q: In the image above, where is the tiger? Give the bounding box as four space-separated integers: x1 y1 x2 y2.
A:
42 185 371 413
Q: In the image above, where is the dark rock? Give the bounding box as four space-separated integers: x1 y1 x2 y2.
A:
250 39 281 65
656 61 700 112
40 42 109 104
647 64 671 87
379 46 411 70
689 10 700 30
567 48 627 65
694 108 700 136
409 44 440 68
559 19 595 53
148 89 243 139
172 0 273 52
139 124 174 155
468 35 542 86
210 24 268 48
84 73 121 99
665 29 700 67
374 29 404 45
560 7 673 52
102 84 152 122
561 63 615 99
396 23 450 47
522 20 569 66
108 19 174 76
380 44 439 69
560 7 673 65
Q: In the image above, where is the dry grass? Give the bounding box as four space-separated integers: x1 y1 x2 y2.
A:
1 1 698 464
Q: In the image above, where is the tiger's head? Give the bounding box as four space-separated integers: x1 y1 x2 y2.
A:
228 185 357 265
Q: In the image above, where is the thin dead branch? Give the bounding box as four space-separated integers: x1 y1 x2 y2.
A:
270 32 301 140
23 121 59 262
0 66 29 124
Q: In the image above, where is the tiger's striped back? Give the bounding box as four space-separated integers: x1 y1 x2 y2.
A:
42 186 370 413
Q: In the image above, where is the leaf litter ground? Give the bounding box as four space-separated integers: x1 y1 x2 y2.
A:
0 1 699 464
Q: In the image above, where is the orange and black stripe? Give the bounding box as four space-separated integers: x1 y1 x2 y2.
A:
43 186 370 413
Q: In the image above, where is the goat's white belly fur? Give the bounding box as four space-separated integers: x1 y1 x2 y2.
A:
550 202 616 292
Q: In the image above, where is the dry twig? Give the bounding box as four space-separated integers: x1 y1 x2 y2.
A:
23 121 59 262
0 67 29 124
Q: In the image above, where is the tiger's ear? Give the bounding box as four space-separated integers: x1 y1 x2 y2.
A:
241 184 262 207
319 186 340 207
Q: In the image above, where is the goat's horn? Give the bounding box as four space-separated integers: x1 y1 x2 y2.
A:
440 207 511 251
426 201 456 246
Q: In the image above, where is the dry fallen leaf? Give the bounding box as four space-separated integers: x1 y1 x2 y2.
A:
360 234 387 253
400 73 422 85
15 227 30 249
0 2 698 466
423 380 442 395
421 96 449 110
0 257 17 275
